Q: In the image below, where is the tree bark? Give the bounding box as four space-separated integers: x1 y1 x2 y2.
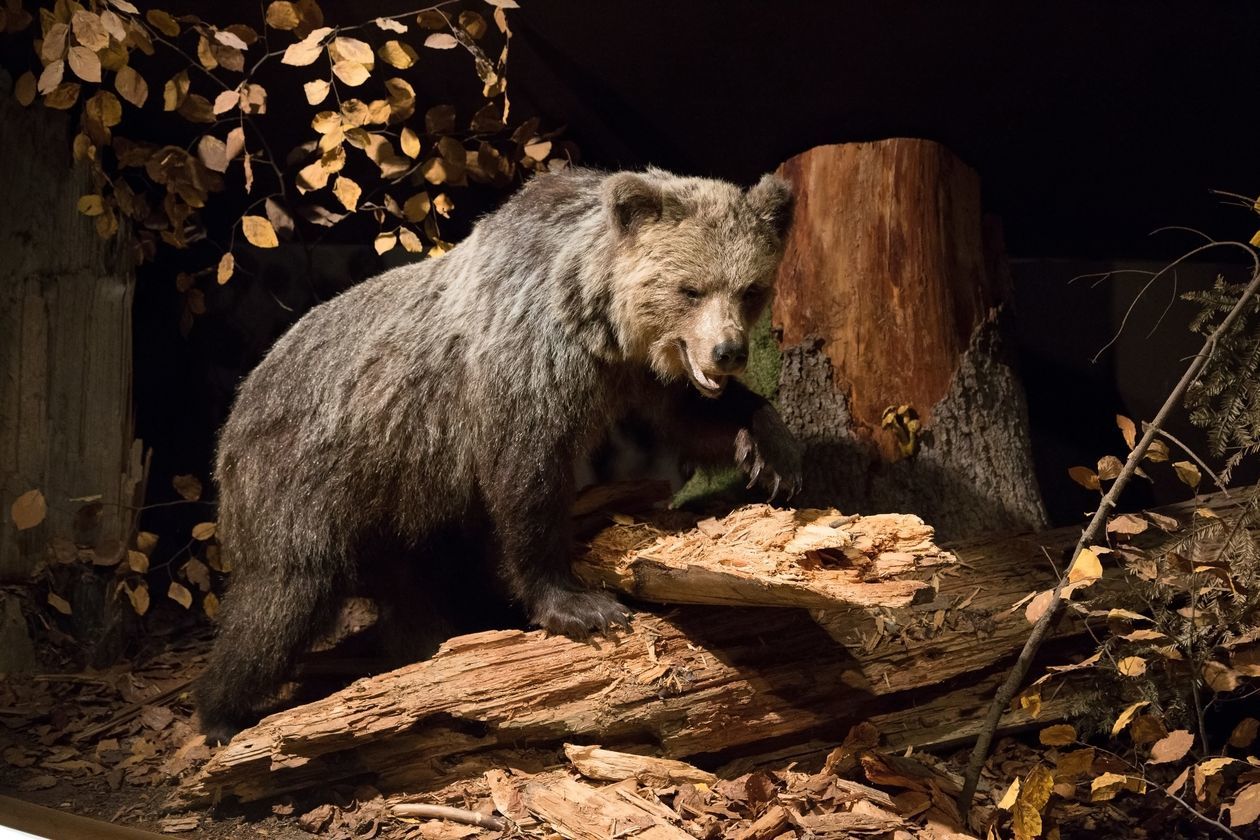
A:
772 139 1046 540
0 71 143 668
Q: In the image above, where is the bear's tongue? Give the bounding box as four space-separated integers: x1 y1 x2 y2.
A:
681 342 727 396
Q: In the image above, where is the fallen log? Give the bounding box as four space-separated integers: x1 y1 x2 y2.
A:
576 504 955 610
175 491 1245 808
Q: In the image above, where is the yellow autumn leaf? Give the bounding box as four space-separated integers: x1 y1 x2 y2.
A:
400 126 420 158
303 79 330 105
1039 724 1077 746
203 591 220 619
126 581 150 616
403 191 431 221
1171 460 1201 489
264 0 300 30
115 65 148 108
145 9 180 37
1068 465 1100 490
378 39 417 68
241 215 279 248
1111 700 1150 736
1067 547 1102 584
433 192 453 217
1116 656 1146 677
332 175 361 211
127 550 149 574
47 592 72 616
374 231 398 254
217 252 234 284
191 522 217 541
398 227 423 253
331 59 370 86
168 581 193 609
77 194 105 216
11 489 47 530
997 777 1021 811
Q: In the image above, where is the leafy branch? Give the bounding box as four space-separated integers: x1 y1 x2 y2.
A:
958 238 1260 814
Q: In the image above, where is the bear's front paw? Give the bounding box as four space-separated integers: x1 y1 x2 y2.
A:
532 587 631 640
735 412 803 503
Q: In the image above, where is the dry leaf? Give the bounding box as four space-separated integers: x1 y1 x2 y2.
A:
217 253 234 284
126 581 150 616
1228 718 1259 749
1204 661 1241 693
1106 513 1148 536
14 71 36 106
173 473 202 501
47 592 72 616
1116 414 1137 448
203 591 220 619
77 194 105 216
67 45 102 83
112 66 147 109
197 134 228 172
378 39 417 68
191 522 217 541
1068 466 1100 491
374 231 397 254
398 227 422 253
1039 725 1076 746
168 581 193 609
332 175 361 211
1025 589 1054 624
1145 439 1170 462
1091 772 1144 801
400 126 420 158
1171 460 1201 489
997 777 1020 811
281 26 330 65
11 489 47 530
1116 656 1146 677
1111 701 1150 736
241 215 279 248
265 0 300 29
1148 730 1194 765
403 191 431 221
424 32 458 49
145 9 180 37
1068 547 1103 584
303 78 329 105
1228 783 1260 829
332 59 369 86
1096 454 1123 481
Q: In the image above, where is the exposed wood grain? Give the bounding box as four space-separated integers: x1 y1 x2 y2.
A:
577 504 954 610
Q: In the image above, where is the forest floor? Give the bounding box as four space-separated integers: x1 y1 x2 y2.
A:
0 626 1194 840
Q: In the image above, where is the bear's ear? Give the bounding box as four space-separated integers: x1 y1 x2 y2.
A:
604 172 666 235
747 174 794 239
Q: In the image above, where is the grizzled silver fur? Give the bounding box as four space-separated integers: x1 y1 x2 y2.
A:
195 167 802 743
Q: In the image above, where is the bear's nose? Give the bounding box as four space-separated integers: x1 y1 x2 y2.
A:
712 339 748 373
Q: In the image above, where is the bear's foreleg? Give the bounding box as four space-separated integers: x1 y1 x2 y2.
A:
666 381 804 501
480 445 630 639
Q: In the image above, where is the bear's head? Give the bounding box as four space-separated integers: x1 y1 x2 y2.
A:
602 169 794 398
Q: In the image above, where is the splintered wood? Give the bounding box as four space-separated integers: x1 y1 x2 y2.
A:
576 504 955 610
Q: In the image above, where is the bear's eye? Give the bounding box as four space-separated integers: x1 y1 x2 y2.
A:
742 285 766 305
680 287 702 301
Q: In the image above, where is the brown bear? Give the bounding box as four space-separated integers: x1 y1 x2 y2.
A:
195 167 802 743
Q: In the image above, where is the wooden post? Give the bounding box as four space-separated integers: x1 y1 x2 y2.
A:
772 139 1047 539
0 71 143 667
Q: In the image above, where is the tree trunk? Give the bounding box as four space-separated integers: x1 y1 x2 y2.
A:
772 139 1046 540
0 72 143 667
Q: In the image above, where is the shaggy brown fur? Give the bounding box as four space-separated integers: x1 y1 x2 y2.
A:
195 167 801 743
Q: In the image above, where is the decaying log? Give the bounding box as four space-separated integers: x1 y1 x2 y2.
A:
576 504 955 610
177 492 1242 808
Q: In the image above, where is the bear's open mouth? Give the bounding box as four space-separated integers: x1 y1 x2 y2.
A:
678 340 728 398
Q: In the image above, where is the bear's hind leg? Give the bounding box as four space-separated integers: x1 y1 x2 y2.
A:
194 564 338 744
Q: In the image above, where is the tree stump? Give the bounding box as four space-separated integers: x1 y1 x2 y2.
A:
771 139 1047 539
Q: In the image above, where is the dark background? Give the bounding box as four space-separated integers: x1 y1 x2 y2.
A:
10 1 1258 532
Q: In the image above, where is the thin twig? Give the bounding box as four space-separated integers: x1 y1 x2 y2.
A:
957 240 1260 816
1147 424 1231 497
1162 786 1245 840
391 803 505 830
